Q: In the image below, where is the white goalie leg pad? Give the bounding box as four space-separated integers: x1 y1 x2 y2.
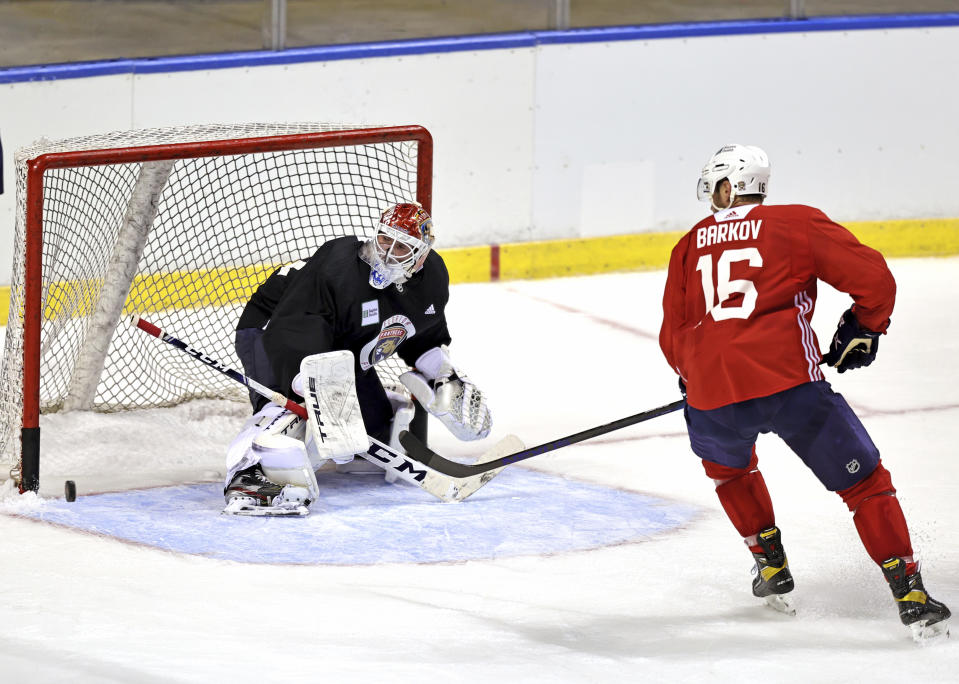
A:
299 350 370 463
224 403 305 488
400 370 492 441
304 424 354 468
254 432 320 504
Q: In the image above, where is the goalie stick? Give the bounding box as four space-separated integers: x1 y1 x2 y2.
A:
128 315 504 502
399 398 686 478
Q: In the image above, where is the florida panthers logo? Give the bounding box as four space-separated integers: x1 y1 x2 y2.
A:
359 314 416 370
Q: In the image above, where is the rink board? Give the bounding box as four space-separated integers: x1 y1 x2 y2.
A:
14 467 699 565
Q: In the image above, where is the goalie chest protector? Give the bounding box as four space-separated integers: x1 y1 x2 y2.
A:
241 237 452 388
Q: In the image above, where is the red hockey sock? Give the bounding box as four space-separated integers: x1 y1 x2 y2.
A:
838 461 914 568
702 448 775 546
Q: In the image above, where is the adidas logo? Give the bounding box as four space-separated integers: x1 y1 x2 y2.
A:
424 304 436 315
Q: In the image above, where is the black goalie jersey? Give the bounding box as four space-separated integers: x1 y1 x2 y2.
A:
238 236 452 397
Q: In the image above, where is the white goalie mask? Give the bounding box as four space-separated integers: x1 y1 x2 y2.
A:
360 202 435 289
696 144 771 211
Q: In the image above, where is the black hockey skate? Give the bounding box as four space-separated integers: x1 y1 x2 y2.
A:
881 557 951 642
223 464 310 517
751 526 795 615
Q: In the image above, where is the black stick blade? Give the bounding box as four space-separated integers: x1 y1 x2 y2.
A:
399 398 685 478
398 431 488 478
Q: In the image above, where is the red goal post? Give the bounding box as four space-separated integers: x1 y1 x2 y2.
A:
2 123 433 493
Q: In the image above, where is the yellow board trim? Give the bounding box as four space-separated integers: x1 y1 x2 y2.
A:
437 245 494 284
497 232 685 281
2 217 957 325
844 219 959 258
3 264 278 324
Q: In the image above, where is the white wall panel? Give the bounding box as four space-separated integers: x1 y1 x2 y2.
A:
0 75 133 274
532 27 959 237
129 49 536 248
1 24 958 285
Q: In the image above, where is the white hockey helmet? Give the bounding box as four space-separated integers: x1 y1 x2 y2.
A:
696 144 771 208
362 202 435 289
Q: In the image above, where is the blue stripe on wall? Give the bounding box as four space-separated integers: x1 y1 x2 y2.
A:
2 13 958 84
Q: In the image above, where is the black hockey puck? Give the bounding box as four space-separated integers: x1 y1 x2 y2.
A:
64 480 76 502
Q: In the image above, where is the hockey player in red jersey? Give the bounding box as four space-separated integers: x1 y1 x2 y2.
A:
660 144 950 640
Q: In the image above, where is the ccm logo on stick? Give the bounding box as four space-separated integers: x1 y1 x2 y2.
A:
365 444 427 482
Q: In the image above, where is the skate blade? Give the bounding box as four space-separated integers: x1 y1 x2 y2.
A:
911 619 950 644
222 498 308 517
763 594 796 616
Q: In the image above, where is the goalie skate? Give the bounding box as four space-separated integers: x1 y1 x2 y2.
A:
223 464 311 517
223 495 309 517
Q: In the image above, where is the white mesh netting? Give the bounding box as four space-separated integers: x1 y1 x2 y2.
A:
1 123 426 482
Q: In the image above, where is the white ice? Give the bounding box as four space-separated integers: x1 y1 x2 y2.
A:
1 257 957 682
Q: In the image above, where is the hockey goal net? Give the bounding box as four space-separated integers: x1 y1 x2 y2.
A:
1 123 433 492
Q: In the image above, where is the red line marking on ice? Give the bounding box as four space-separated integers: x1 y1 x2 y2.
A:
586 431 689 445
505 287 658 340
849 402 959 418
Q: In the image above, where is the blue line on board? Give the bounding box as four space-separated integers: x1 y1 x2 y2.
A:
1 13 957 84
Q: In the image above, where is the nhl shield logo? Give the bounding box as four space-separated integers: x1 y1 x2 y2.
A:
846 459 861 474
359 314 416 370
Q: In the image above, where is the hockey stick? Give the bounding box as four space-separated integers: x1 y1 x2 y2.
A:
399 398 686 478
128 316 306 418
127 315 501 502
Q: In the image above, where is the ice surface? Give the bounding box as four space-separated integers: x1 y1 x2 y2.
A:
1 258 957 682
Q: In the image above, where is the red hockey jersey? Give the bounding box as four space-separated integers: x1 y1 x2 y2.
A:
660 203 895 410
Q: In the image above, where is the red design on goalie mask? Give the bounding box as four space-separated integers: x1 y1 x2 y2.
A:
375 203 435 276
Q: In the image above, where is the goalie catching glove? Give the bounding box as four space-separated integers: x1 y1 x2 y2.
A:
821 307 882 373
400 346 492 441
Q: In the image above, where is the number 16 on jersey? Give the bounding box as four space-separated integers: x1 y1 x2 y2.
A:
696 247 763 321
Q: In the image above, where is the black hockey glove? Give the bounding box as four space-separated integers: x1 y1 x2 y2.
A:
678 376 687 399
821 308 881 373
